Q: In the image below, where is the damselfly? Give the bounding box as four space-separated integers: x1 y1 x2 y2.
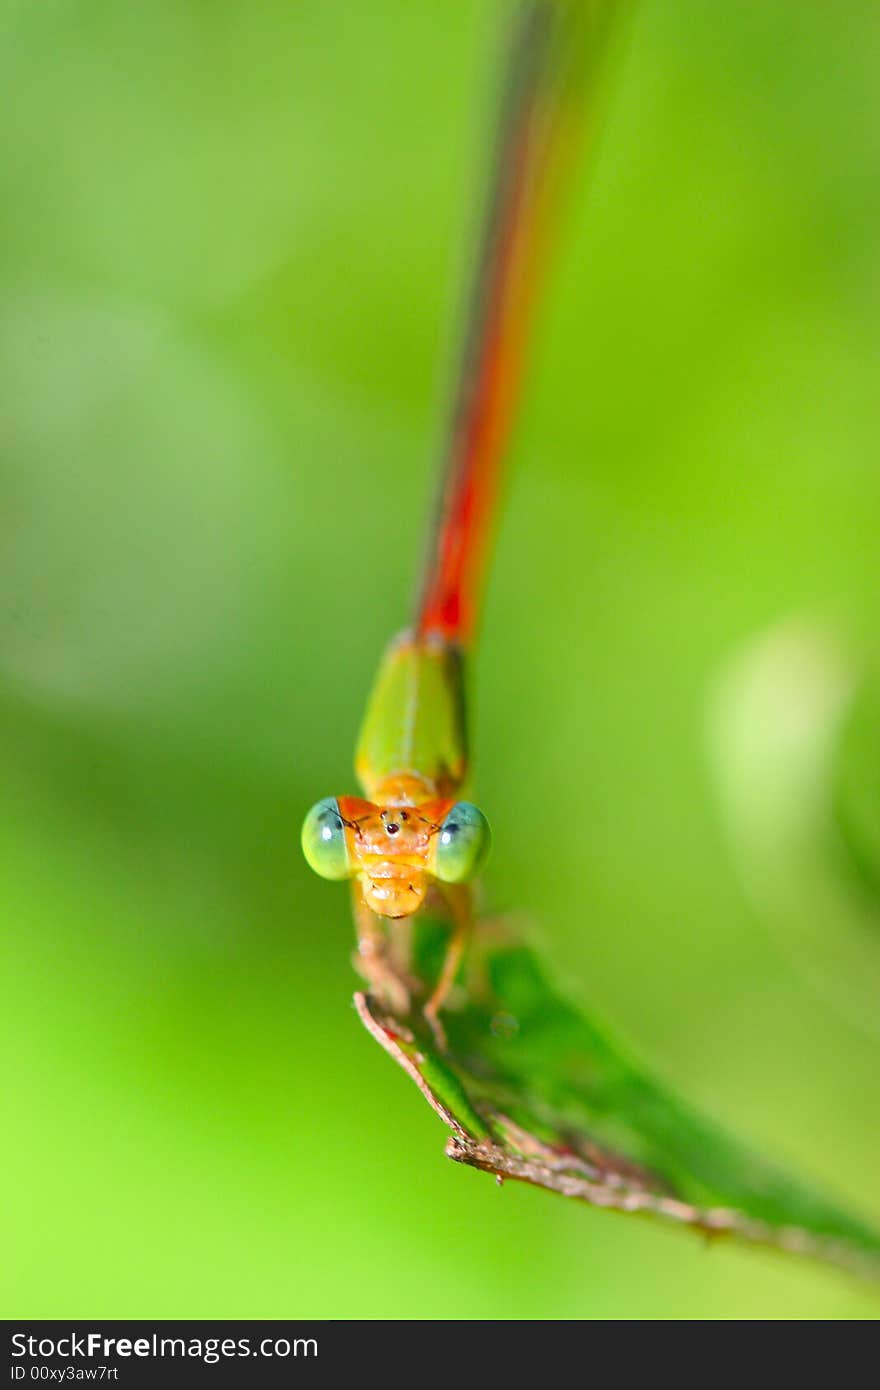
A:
302 2 618 1044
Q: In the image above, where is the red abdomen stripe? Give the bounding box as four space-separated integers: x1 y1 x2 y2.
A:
416 2 617 646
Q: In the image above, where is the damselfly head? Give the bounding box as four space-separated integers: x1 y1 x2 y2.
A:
301 794 490 916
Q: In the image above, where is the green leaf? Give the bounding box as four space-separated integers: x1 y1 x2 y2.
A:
355 921 880 1282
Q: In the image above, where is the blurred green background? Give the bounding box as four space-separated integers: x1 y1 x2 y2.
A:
2 0 879 1319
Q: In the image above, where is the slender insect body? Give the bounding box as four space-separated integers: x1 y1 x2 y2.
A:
302 1 598 1036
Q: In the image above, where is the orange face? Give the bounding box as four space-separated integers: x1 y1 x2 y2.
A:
336 795 453 919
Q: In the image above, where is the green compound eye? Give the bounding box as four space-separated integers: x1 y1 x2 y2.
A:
433 801 491 884
301 797 351 881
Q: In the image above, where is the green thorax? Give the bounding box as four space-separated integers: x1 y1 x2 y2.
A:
355 631 469 802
